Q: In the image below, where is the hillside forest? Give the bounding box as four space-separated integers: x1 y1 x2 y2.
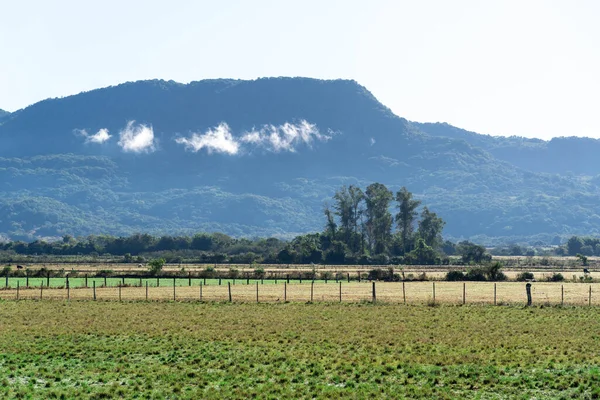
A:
0 183 592 266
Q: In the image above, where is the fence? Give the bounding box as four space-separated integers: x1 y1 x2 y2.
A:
0 279 599 306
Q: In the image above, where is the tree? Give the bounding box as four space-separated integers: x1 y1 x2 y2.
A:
404 238 440 265
395 187 421 254
148 258 165 275
457 241 491 264
332 185 365 253
364 183 393 255
324 206 337 241
567 236 584 256
417 207 445 250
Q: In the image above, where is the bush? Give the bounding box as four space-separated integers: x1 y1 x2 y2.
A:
547 272 564 282
148 258 165 276
465 268 487 281
254 267 265 279
446 270 466 281
516 271 535 281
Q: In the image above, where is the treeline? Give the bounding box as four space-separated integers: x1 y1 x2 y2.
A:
0 184 493 265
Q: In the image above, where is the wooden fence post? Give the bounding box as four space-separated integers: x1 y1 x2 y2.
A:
40 284 43 300
157 277 160 287
372 281 376 303
284 282 287 302
286 275 289 284
403 281 406 304
5 273 8 288
118 284 121 302
85 274 88 288
122 277 125 286
526 283 532 306
256 282 259 303
219 278 222 286
339 281 342 302
228 282 232 302
200 283 203 302
561 285 564 306
26 274 29 288
432 282 436 304
463 282 466 305
93 280 96 301
16 281 19 300
589 285 592 306
146 281 148 301
104 276 107 287
310 280 314 302
66 276 69 289
139 277 142 287
47 272 51 288
188 272 191 287
494 283 497 305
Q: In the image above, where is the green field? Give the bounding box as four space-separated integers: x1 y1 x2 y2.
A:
0 277 291 289
0 302 599 399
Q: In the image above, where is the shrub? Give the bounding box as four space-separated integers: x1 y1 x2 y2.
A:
148 258 166 276
319 271 333 280
229 268 239 279
465 268 487 281
368 268 388 281
254 267 265 279
203 266 215 278
516 271 534 281
547 272 564 282
446 270 466 281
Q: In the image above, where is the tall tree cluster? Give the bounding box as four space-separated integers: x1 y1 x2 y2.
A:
319 183 446 264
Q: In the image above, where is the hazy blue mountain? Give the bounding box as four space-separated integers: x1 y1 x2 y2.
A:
414 122 600 175
0 109 9 123
0 78 598 244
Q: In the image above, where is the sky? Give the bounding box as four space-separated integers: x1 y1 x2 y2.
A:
0 0 598 139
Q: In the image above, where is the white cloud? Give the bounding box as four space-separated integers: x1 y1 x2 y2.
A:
118 121 156 153
370 137 376 146
240 120 328 152
87 128 111 144
175 123 239 155
75 128 112 144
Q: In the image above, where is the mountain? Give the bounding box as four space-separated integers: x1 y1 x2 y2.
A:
0 78 598 245
414 122 600 176
0 109 9 123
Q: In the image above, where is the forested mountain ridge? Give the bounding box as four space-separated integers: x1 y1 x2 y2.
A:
0 77 598 244
0 109 9 123
414 122 600 175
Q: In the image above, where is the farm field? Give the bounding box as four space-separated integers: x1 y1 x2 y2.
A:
1 302 600 398
0 280 600 306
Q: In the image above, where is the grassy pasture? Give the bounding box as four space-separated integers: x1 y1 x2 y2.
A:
0 281 599 306
0 302 600 398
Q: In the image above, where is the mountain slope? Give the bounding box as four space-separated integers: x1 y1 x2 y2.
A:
0 78 598 244
0 109 9 123
414 122 600 175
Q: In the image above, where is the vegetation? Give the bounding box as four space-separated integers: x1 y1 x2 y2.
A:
1 301 600 398
2 79 600 245
0 184 453 265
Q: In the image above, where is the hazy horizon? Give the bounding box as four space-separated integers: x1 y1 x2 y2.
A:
1 0 598 139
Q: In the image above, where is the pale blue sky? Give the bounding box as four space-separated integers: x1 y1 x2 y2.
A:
1 0 598 139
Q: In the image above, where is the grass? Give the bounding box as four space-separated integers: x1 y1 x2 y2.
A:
0 281 598 306
0 302 600 398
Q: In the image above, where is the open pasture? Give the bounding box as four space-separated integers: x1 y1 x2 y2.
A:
0 301 600 398
0 280 599 306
